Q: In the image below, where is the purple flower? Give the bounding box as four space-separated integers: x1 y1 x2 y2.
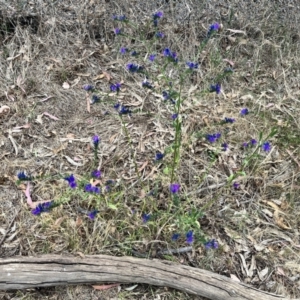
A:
210 83 221 94
113 15 126 22
156 32 164 38
240 108 249 116
126 63 143 73
114 103 132 115
242 142 249 148
120 47 128 54
153 11 163 19
114 28 121 35
114 103 120 110
155 152 164 161
186 230 194 244
32 201 54 215
221 143 228 151
207 23 220 37
17 171 32 181
170 183 180 194
163 48 171 57
262 141 271 152
120 106 132 115
92 135 100 147
251 139 257 146
172 113 178 120
206 133 221 143
186 62 198 69
65 174 77 189
153 11 163 26
142 79 153 89
83 84 94 92
91 95 100 104
163 48 178 63
162 91 170 100
172 233 180 241
91 170 101 178
204 239 218 249
88 210 99 220
224 117 235 123
106 179 115 185
149 54 156 62
131 50 139 56
84 183 93 193
110 83 121 92
233 182 240 190
142 213 151 223
84 183 100 194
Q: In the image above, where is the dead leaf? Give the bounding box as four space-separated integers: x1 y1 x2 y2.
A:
248 256 256 278
76 216 83 227
71 77 81 87
230 274 240 282
254 244 266 251
64 155 83 166
66 133 76 139
240 94 254 101
14 123 31 129
75 73 91 77
36 114 44 124
276 267 286 276
0 105 11 117
5 91 15 101
102 71 111 81
24 182 34 209
62 82 70 89
139 189 146 199
43 112 60 120
124 284 138 291
54 217 66 227
274 215 291 230
228 29 247 35
239 253 250 277
16 75 26 93
258 267 269 281
52 143 67 155
138 161 148 172
8 133 18 155
93 74 105 80
223 59 235 66
7 54 22 61
76 251 85 258
92 283 120 290
39 96 54 102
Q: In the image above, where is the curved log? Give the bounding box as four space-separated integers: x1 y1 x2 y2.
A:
0 255 290 300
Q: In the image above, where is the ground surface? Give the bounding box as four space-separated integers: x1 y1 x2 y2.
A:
0 0 300 299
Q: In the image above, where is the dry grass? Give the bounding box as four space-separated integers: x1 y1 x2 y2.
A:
1 0 300 299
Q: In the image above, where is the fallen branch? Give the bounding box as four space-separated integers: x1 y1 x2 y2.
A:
0 255 290 300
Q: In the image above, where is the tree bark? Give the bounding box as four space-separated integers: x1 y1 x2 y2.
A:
0 255 290 300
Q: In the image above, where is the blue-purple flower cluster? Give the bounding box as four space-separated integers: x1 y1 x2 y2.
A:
65 174 77 189
114 103 132 115
206 133 221 143
32 201 54 215
163 48 178 63
84 183 101 194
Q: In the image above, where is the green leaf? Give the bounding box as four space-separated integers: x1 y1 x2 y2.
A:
108 203 118 210
269 127 278 137
163 167 169 175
